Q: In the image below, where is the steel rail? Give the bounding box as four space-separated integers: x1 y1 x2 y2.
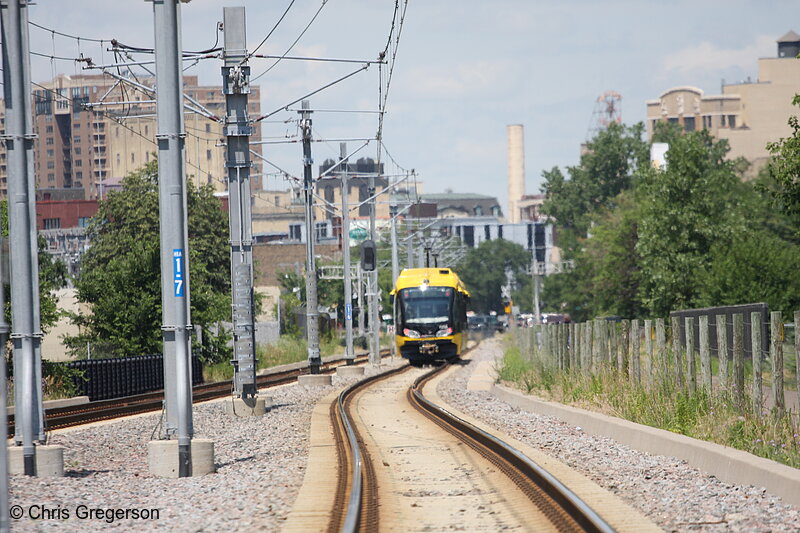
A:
408 362 616 533
331 363 411 533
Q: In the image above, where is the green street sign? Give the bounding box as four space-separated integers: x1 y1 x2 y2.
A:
349 227 368 240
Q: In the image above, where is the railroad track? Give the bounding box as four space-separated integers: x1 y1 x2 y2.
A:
8 351 385 438
330 355 616 533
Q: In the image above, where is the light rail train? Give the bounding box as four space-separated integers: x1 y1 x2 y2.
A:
391 267 469 365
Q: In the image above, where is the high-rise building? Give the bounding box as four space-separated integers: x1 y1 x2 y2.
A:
0 73 263 199
646 31 800 176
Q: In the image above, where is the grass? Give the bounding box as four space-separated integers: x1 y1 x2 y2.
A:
202 333 344 382
499 335 800 468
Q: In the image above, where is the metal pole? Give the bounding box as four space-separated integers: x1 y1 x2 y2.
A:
299 100 321 374
389 204 399 358
368 164 380 365
0 238 10 530
532 258 541 325
340 143 355 362
1 0 43 476
357 264 365 338
223 7 257 398
406 228 414 269
152 0 193 477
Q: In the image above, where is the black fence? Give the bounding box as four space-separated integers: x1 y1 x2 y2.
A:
64 354 204 401
670 303 769 360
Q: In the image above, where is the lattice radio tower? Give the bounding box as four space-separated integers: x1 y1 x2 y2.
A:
586 90 622 142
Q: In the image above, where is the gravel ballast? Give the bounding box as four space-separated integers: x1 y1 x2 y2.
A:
437 336 800 533
8 364 394 532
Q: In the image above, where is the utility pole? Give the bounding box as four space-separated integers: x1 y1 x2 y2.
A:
222 7 257 399
1 0 45 476
406 229 414 269
532 256 541 325
153 0 194 476
299 100 321 374
0 239 10 529
340 143 355 362
357 264 365 338
367 166 380 365
389 204 399 357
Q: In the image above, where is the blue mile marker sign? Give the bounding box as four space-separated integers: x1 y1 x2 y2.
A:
173 249 185 297
345 303 352 321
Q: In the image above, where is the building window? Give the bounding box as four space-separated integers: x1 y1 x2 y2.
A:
474 205 483 216
115 126 119 138
144 125 149 136
46 125 53 133
78 217 91 228
46 137 54 145
315 221 328 240
684 116 695 132
74 136 80 143
206 149 212 160
74 123 80 129
46 149 54 157
76 171 83 179
667 117 678 124
289 223 302 241
274 195 280 206
205 123 211 133
721 115 726 127
131 153 135 164
47 173 55 182
116 154 121 165
75 159 82 167
46 161 54 169
492 206 500 217
75 147 81 155
207 173 212 185
43 218 61 229
728 115 736 128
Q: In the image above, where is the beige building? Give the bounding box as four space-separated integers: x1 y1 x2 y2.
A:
0 73 263 199
646 31 800 175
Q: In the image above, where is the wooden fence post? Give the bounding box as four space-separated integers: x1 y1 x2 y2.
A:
593 319 601 369
584 321 593 372
716 314 728 390
699 316 711 393
656 318 666 382
630 318 640 384
795 311 800 415
733 313 745 409
751 312 763 417
620 320 630 374
644 319 653 386
771 311 785 417
685 316 696 395
671 315 683 390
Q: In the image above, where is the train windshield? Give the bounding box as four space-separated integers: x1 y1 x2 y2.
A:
398 286 453 325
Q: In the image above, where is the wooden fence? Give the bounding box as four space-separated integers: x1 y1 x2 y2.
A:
517 310 800 418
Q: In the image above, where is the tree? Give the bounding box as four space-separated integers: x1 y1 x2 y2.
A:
458 239 530 314
765 94 800 234
1 200 67 335
698 229 800 314
64 160 231 360
540 122 648 245
636 127 742 315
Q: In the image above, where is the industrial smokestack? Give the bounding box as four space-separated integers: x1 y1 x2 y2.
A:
506 124 525 223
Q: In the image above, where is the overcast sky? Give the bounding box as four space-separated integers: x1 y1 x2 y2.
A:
24 1 799 213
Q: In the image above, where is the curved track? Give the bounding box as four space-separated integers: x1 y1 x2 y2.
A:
8 352 381 437
331 356 616 533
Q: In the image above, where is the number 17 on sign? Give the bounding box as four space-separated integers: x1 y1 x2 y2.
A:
173 249 185 297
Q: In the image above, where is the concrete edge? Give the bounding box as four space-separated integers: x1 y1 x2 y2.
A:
492 383 800 508
7 396 90 417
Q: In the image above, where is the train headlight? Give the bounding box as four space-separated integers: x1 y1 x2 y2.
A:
403 328 420 338
436 326 453 337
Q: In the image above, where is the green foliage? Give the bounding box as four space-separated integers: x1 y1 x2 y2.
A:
458 239 531 314
541 122 648 242
635 128 742 315
698 229 800 313
765 94 800 234
64 160 232 359
0 201 68 335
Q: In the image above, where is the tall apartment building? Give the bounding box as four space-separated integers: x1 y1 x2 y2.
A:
0 73 262 199
646 31 800 175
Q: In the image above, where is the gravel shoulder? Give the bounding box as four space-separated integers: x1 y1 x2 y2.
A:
8 363 396 532
437 336 800 533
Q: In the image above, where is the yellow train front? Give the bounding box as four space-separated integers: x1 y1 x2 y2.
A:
391 267 469 365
